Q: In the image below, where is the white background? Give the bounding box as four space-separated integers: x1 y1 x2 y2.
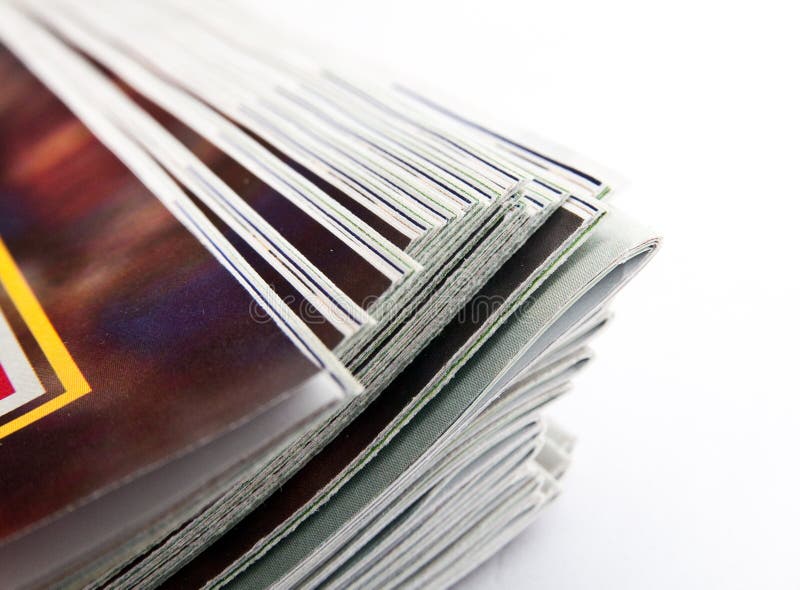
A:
251 1 800 588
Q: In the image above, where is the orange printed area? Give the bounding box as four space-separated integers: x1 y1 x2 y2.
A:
0 237 90 438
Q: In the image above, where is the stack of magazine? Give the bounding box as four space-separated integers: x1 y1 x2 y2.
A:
0 1 661 588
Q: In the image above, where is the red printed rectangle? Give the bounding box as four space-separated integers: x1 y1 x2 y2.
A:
0 363 14 400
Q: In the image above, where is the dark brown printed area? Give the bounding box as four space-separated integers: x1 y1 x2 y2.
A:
0 47 319 541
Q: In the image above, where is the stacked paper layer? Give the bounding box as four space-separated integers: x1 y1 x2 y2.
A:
0 1 660 588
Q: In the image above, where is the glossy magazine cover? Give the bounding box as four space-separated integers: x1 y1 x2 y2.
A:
0 47 326 542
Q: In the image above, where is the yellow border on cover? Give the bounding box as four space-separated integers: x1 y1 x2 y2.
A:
0 237 90 439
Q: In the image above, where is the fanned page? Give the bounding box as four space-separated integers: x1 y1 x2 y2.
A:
0 1 660 589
